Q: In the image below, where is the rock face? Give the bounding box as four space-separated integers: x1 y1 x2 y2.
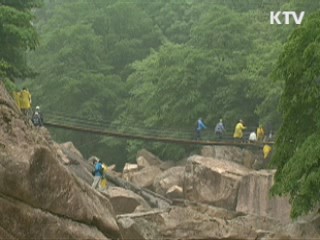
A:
136 149 162 166
61 143 94 185
117 205 283 240
104 187 151 215
123 164 162 189
0 83 120 239
201 145 258 168
130 166 162 188
0 196 108 239
184 155 250 210
165 185 183 199
117 203 320 240
61 141 84 160
184 155 291 223
153 166 185 195
236 170 291 224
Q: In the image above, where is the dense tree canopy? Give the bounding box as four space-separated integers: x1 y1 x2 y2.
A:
0 0 41 82
24 0 313 173
271 11 320 218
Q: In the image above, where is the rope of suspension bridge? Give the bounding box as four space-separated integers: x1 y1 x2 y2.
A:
42 111 274 148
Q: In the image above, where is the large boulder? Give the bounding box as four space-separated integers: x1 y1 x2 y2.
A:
52 142 70 165
136 149 162 166
153 166 185 195
201 145 258 168
137 154 174 171
123 163 139 173
116 203 320 240
165 185 183 199
0 196 108 239
159 206 259 239
117 210 165 240
0 145 119 238
116 206 282 240
184 155 292 224
122 163 139 182
60 141 84 160
61 145 94 185
136 156 150 169
0 84 120 239
184 155 250 210
104 187 151 215
122 161 163 189
131 166 162 188
236 170 291 224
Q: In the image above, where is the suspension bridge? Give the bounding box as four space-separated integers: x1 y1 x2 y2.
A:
43 111 274 148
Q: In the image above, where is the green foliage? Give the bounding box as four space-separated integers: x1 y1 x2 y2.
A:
26 0 302 167
0 0 41 81
271 11 320 218
3 77 18 93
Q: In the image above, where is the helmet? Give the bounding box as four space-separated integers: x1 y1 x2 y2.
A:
36 106 40 110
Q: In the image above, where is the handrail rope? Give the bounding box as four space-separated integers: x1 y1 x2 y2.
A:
45 112 263 140
47 116 243 141
50 123 194 141
46 115 270 144
44 120 274 147
46 114 197 137
46 110 197 132
47 114 196 136
44 110 262 134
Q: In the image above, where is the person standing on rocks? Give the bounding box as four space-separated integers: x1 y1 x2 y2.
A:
100 163 108 190
32 106 44 127
91 159 103 189
19 87 32 117
12 89 21 110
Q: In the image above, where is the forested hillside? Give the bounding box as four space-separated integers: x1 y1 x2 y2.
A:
0 0 41 90
24 0 309 165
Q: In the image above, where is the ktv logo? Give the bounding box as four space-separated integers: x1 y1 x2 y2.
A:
270 11 305 25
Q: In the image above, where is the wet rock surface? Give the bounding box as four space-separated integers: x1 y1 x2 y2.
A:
0 84 119 239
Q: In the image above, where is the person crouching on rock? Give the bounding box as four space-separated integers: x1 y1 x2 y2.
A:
91 159 103 189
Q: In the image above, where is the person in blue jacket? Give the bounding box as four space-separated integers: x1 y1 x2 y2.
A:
91 158 103 189
196 118 207 140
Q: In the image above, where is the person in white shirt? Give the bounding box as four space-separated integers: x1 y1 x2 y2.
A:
249 131 257 143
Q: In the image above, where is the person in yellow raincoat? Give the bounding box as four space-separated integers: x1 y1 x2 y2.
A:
100 163 108 190
233 119 246 142
262 144 272 168
263 144 272 160
12 90 21 109
20 87 32 115
257 124 265 142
